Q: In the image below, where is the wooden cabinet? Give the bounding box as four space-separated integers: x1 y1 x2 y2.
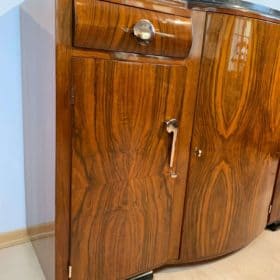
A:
21 0 280 279
180 13 280 262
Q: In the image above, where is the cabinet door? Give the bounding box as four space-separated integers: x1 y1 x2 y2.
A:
70 58 188 279
181 14 280 261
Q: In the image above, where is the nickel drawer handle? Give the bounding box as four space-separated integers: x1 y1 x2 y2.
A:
165 119 178 178
133 19 155 45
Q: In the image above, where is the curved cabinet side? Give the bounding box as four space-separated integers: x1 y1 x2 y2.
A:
180 13 280 262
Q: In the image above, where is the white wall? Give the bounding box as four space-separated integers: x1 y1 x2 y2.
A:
0 0 24 16
0 7 25 233
21 0 55 227
248 0 280 10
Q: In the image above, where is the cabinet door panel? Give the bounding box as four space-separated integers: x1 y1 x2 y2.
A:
181 14 280 261
71 58 188 279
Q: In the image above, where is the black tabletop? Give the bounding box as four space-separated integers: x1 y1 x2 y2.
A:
187 0 280 20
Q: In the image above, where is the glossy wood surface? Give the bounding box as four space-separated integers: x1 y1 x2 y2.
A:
70 58 189 279
269 166 280 223
74 0 192 58
180 13 280 262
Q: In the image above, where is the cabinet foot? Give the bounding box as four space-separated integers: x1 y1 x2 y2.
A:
128 271 153 280
267 222 280 231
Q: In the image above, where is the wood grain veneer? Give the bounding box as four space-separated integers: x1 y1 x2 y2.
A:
74 0 192 58
180 13 280 262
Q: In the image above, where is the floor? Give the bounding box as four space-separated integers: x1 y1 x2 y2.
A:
0 230 279 280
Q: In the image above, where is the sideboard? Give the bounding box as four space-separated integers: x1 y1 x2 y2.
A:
21 0 280 279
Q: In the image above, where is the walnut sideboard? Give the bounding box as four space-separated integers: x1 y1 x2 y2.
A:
21 0 280 279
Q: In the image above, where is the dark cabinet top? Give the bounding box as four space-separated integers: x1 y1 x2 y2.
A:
187 0 280 21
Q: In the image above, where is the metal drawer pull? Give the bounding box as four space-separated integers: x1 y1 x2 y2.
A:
133 19 155 45
165 119 178 178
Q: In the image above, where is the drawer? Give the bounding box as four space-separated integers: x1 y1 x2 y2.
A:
73 0 193 58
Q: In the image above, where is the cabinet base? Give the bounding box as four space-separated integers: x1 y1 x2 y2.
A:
267 222 280 231
128 271 153 280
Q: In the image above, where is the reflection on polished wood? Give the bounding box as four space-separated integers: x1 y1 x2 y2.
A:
180 13 280 262
190 14 280 152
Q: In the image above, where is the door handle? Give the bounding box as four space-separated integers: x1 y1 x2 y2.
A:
165 119 178 178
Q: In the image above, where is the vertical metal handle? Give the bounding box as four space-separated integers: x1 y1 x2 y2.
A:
165 119 178 178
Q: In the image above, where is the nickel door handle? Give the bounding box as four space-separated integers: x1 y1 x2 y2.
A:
165 119 178 178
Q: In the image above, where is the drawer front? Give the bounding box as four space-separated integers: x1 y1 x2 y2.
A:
74 0 193 58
